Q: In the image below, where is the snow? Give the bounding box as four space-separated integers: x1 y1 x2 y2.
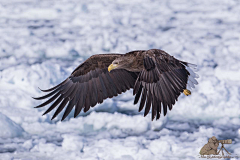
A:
1 0 240 159
0 113 24 138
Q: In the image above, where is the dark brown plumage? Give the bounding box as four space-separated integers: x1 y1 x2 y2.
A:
34 49 198 121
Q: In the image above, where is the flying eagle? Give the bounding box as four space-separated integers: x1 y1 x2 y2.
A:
34 49 198 121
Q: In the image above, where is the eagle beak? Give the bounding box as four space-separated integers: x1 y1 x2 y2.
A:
108 64 118 72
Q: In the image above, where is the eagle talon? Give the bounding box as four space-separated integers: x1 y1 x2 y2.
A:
183 89 191 96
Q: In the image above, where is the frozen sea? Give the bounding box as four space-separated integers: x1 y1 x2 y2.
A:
0 0 240 159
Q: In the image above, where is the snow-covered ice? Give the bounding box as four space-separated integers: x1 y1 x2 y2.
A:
0 0 240 159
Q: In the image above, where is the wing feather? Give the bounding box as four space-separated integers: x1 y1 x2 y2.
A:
144 90 152 117
34 91 61 108
139 87 147 112
134 84 142 104
51 98 68 120
39 79 68 92
61 84 81 120
43 94 64 115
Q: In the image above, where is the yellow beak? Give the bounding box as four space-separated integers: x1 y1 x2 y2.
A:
108 64 118 72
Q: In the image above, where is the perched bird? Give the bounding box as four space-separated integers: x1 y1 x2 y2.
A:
34 49 198 121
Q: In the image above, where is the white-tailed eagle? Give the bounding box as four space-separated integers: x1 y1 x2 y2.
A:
34 49 198 121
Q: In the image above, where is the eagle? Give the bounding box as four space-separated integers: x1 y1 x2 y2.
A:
34 49 198 121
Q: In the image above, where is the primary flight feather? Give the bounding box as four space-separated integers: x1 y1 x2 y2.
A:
34 49 198 121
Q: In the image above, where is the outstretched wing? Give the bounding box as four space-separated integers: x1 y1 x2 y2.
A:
34 54 138 121
133 49 198 120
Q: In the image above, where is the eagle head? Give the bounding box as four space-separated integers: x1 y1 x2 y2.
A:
108 56 135 72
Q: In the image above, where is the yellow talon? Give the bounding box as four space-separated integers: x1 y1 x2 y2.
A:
183 89 191 96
